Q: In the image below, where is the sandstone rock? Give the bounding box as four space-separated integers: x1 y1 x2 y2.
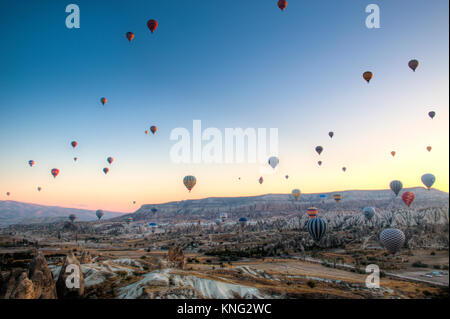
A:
167 246 185 269
56 253 85 299
79 251 92 264
28 253 57 299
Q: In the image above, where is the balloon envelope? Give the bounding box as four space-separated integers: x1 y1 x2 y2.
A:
51 168 60 178
401 191 415 207
28 160 35 167
268 156 279 169
390 180 403 197
278 0 287 11
183 175 197 192
96 210 104 220
307 207 318 219
126 32 134 42
363 71 373 83
380 228 405 254
292 189 301 200
363 206 375 220
147 19 158 33
421 174 436 190
408 59 419 72
428 111 436 119
315 146 323 155
307 217 327 242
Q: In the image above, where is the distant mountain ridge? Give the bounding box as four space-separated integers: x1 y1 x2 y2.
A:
116 187 449 223
0 201 125 227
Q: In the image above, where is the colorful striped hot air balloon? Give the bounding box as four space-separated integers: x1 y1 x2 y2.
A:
277 0 287 11
380 228 405 254
333 194 342 203
307 217 327 242
292 189 301 201
51 168 59 178
307 207 318 219
401 191 415 207
183 175 197 192
28 160 35 167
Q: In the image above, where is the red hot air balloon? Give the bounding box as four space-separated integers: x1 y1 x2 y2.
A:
6 192 10 196
145 130 149 134
71 141 78 149
278 0 287 11
103 168 109 175
426 146 432 152
74 157 78 162
51 168 60 178
150 126 157 134
100 97 107 105
126 32 135 42
107 157 114 165
401 191 415 207
147 19 158 33
391 151 396 157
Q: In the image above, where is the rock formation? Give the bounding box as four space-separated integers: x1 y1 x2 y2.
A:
28 253 57 299
167 245 185 269
56 253 85 299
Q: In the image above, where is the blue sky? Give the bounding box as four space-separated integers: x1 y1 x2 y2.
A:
0 0 448 212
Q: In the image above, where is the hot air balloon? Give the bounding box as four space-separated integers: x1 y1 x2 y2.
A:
51 168 60 178
278 0 287 11
28 160 35 167
73 157 78 162
6 192 10 196
421 174 436 190
96 210 104 220
426 146 432 152
307 207 318 219
318 161 322 166
103 168 109 175
71 141 78 149
151 207 158 214
292 189 301 201
342 167 347 172
391 151 396 157
319 194 326 199
149 222 158 233
363 206 375 220
133 201 136 205
107 157 114 165
268 156 279 169
315 146 323 155
183 175 196 192
147 19 158 33
145 130 149 134
363 71 373 83
150 126 157 134
126 32 134 42
238 217 248 227
428 111 436 119
259 177 263 184
333 194 342 203
285 175 289 179
220 212 228 222
408 59 419 72
126 217 133 225
37 187 42 192
100 97 107 105
380 228 405 254
389 180 403 197
69 214 76 223
328 131 334 139
401 191 415 207
215 218 221 226
307 217 327 242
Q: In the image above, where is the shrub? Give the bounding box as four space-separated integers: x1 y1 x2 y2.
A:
412 261 428 268
306 281 316 288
